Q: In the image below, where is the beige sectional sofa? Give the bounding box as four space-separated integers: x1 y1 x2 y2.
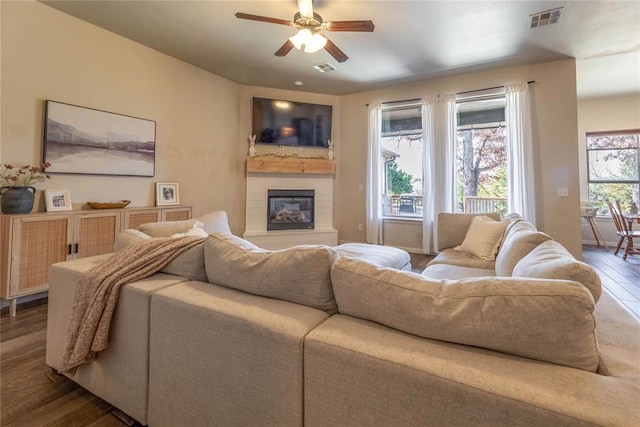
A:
46 212 640 426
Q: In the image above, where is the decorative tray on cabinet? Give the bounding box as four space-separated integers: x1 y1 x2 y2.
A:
87 200 131 209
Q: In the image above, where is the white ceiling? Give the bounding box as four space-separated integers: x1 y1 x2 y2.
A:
40 0 640 98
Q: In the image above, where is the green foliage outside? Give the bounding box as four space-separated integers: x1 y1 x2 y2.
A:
587 133 639 215
478 166 507 198
386 162 414 195
589 183 636 215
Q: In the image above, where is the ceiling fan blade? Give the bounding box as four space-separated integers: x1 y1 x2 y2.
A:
235 12 292 27
275 39 295 57
297 0 314 19
325 20 375 32
324 37 348 63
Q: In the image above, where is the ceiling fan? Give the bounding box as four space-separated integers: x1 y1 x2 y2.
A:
235 0 374 63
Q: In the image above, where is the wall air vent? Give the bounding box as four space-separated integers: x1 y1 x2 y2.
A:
529 7 563 28
312 62 337 73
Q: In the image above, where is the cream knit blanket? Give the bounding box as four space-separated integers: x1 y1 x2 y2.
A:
61 236 205 373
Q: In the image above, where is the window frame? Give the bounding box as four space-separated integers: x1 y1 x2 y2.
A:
455 92 508 215
380 100 423 219
586 129 640 215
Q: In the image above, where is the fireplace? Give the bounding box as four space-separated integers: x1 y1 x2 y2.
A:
267 189 315 231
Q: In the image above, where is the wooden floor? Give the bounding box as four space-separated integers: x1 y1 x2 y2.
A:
582 244 640 319
1 247 637 426
0 300 132 427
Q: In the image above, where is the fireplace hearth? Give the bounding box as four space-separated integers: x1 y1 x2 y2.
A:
267 189 315 231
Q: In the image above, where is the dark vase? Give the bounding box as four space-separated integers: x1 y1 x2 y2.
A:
0 186 36 214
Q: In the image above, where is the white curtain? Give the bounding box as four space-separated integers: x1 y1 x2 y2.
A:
366 102 383 244
505 83 536 224
421 95 457 253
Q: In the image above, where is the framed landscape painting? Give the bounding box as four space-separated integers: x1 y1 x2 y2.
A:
43 100 156 177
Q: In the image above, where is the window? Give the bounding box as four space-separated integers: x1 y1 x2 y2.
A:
380 102 423 217
455 94 508 216
587 130 640 215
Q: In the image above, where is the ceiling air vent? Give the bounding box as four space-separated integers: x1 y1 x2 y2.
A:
529 7 563 28
312 62 337 73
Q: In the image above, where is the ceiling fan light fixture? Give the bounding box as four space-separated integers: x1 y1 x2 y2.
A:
289 29 327 53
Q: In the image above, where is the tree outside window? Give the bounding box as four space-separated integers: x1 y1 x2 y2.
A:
456 96 508 216
587 131 640 215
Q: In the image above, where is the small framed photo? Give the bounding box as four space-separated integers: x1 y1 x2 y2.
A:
45 189 72 212
156 182 179 206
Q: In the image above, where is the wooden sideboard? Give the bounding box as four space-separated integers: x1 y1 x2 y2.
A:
0 205 191 316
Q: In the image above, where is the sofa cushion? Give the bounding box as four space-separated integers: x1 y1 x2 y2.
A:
204 232 338 314
436 212 502 251
114 229 150 252
513 240 602 302
335 243 411 270
454 215 509 260
138 219 204 237
421 263 495 279
427 249 496 270
113 229 207 282
331 257 599 372
495 220 552 276
195 210 231 234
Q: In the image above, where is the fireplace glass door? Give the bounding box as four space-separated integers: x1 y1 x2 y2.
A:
267 190 315 231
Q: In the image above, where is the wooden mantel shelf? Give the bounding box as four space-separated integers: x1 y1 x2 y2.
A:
246 156 335 175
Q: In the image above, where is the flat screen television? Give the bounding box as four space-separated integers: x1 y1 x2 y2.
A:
252 97 332 147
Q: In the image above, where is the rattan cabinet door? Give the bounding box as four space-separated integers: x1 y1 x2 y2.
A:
122 209 161 229
1 214 72 301
73 211 122 258
160 206 192 222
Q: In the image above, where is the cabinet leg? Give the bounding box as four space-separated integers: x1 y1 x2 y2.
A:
10 299 17 317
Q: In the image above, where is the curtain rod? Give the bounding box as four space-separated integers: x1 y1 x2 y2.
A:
365 98 420 108
365 81 536 106
456 81 536 96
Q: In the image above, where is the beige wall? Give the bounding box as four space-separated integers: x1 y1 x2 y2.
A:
577 94 640 245
338 59 583 257
1 1 244 233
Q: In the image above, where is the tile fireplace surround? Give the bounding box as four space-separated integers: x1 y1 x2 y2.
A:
243 158 337 250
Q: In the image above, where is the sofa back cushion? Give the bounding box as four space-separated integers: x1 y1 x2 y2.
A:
204 233 338 314
114 229 208 282
513 240 602 302
495 220 551 276
436 212 501 251
331 257 599 372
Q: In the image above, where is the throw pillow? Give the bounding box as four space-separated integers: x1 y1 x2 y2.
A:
138 219 204 237
454 215 509 260
331 257 599 372
436 212 502 251
195 210 231 234
170 224 209 238
204 232 338 314
513 240 602 302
